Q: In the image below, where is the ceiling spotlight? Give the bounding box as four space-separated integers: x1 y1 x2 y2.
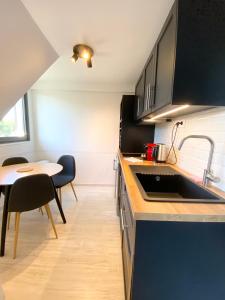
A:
72 44 94 68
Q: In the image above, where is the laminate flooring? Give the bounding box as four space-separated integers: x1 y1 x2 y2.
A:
0 185 124 300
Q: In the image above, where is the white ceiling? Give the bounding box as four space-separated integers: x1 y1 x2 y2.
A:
21 0 174 92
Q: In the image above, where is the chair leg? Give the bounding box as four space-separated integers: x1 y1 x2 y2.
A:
44 204 58 239
59 188 62 203
57 188 62 203
70 182 78 202
15 213 17 230
45 205 49 219
7 212 11 230
39 207 44 215
7 212 15 231
13 212 21 259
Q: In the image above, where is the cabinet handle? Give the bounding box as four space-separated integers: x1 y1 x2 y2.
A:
150 86 152 108
148 85 150 109
152 86 155 106
120 208 124 231
144 92 147 111
148 85 151 109
137 97 140 115
145 87 149 110
146 85 149 110
120 208 129 230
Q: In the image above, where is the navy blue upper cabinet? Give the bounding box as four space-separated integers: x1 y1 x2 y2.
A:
135 72 145 119
135 0 225 120
173 0 225 106
144 49 157 114
153 12 176 113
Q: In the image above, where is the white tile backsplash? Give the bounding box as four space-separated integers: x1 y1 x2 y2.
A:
154 107 225 191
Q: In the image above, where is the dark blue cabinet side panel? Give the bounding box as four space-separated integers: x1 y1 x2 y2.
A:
132 221 225 300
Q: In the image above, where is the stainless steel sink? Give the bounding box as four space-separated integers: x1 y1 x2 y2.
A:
130 165 224 203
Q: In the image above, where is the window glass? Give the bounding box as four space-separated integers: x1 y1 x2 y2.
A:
0 95 29 143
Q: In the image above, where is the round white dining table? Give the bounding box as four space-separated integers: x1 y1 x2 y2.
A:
0 162 66 257
0 162 62 185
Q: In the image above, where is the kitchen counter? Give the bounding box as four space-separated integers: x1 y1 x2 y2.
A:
118 152 225 222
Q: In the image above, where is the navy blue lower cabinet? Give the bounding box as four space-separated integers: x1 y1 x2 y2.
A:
131 221 225 300
118 173 225 299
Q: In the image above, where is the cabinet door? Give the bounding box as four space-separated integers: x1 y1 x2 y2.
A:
153 13 176 112
122 230 132 300
144 50 156 113
135 72 145 119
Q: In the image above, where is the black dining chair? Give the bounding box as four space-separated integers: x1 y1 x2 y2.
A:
2 157 28 167
52 155 78 202
1 157 29 228
8 174 58 259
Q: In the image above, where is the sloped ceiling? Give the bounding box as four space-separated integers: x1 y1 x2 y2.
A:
0 0 58 118
21 0 174 93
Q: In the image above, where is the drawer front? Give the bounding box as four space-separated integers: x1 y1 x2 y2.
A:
121 195 135 258
123 191 134 228
120 177 133 225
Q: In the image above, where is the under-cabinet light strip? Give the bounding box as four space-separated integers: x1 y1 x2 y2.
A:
144 105 190 122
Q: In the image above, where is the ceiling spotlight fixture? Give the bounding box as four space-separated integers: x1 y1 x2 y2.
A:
72 44 94 68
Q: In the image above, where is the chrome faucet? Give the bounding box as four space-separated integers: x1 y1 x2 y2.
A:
178 135 220 186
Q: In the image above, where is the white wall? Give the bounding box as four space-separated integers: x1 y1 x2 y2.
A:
154 108 225 191
0 140 34 164
0 0 58 118
31 89 122 185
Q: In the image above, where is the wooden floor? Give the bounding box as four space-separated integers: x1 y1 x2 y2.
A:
0 185 124 300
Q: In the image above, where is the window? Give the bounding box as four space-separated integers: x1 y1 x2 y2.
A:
0 94 30 143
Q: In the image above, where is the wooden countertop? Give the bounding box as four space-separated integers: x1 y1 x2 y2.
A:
119 152 225 222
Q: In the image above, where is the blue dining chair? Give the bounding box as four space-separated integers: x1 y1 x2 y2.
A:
52 155 78 202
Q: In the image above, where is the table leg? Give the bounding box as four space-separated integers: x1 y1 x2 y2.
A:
1 186 10 256
54 187 66 224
